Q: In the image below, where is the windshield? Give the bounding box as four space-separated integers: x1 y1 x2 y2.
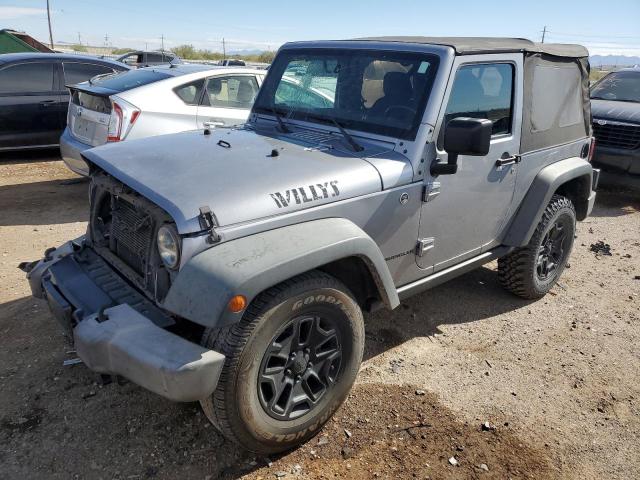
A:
591 71 640 103
253 48 439 140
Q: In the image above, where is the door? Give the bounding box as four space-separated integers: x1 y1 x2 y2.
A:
196 74 260 128
0 61 61 149
417 55 523 272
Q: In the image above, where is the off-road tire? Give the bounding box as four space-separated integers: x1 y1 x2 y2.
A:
498 194 576 299
199 270 364 454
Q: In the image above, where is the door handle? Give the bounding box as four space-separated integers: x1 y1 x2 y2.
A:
39 100 56 108
495 155 521 167
203 120 224 128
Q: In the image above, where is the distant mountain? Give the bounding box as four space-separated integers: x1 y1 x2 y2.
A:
590 55 640 67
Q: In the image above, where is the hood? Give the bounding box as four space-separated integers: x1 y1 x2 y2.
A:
591 99 640 124
83 127 394 234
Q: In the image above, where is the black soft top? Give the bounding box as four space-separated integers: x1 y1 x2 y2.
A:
353 37 589 58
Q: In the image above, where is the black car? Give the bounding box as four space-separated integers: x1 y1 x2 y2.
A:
0 53 129 151
590 68 640 189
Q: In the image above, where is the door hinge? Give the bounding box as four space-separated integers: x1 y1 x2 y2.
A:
416 237 435 257
198 205 221 244
422 181 441 202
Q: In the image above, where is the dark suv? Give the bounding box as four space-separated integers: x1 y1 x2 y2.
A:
590 67 640 189
0 53 129 151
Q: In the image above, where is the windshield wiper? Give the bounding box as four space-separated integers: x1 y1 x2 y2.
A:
270 107 291 133
329 118 364 152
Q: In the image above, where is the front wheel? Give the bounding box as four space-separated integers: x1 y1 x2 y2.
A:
200 271 364 454
498 194 576 299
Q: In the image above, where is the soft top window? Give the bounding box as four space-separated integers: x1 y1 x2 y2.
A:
254 48 439 140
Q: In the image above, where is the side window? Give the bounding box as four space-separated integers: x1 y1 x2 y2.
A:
174 79 205 105
0 63 55 94
445 63 514 136
146 53 164 64
62 63 113 85
202 75 259 109
120 54 139 66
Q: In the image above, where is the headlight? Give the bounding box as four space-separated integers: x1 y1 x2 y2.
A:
157 225 180 269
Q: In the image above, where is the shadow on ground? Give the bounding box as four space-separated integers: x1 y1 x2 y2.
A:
589 187 640 218
0 178 89 226
0 148 61 165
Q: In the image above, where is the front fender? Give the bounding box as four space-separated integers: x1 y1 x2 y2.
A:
503 157 593 247
162 218 399 328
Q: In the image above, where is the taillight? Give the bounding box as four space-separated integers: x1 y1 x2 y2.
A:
588 137 596 163
107 98 140 142
107 102 123 142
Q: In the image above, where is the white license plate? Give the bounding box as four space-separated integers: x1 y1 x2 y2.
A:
73 117 96 140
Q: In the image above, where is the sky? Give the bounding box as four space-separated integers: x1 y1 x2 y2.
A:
1 0 639 57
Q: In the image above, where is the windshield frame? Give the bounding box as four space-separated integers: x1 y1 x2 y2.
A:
253 47 441 141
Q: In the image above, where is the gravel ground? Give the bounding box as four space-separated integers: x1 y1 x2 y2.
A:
0 151 638 480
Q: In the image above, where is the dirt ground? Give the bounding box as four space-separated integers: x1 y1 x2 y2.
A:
0 151 638 480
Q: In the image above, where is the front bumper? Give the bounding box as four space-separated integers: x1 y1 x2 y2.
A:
60 127 91 177
25 238 224 402
592 144 640 190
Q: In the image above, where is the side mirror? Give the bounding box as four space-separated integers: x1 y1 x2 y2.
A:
431 117 493 176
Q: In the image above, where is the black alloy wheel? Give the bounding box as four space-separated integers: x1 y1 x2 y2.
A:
258 313 342 420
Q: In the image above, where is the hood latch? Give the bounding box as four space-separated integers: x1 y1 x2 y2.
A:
198 206 221 244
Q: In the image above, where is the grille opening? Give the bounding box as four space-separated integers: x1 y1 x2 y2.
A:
592 121 640 150
111 197 154 276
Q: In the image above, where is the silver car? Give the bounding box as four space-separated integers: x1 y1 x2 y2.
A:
60 64 264 175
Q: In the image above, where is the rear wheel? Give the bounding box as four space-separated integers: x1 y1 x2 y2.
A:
200 271 364 454
498 194 576 299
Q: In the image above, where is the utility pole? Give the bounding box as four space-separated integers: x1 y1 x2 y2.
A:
222 37 226 60
541 25 547 43
104 34 109 47
46 0 54 49
160 34 164 52
77 32 81 46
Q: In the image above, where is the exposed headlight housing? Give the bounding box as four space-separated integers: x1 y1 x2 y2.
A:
157 225 180 269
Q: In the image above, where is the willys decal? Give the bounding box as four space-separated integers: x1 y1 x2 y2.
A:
270 180 340 208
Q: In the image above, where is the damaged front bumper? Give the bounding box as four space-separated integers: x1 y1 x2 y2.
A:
23 237 224 402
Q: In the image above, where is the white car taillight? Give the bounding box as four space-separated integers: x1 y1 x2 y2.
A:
107 98 141 142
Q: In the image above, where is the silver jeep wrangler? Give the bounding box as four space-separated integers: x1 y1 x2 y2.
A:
23 37 598 453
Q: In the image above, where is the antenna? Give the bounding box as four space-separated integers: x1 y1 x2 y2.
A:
541 26 547 43
46 0 54 49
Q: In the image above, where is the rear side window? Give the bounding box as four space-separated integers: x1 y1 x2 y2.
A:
63 63 114 85
531 65 583 131
202 75 259 109
174 79 204 105
0 62 54 94
445 63 514 136
90 69 171 92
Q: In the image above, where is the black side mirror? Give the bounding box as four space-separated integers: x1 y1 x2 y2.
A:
431 117 493 176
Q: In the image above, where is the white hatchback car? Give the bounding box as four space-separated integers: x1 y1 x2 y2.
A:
60 64 265 175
